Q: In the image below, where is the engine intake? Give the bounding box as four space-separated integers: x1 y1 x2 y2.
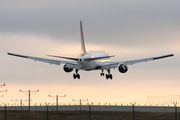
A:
118 65 128 73
63 65 73 73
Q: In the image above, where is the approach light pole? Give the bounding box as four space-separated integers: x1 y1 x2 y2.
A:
72 99 88 111
0 84 7 97
48 95 66 111
20 89 39 115
11 99 28 111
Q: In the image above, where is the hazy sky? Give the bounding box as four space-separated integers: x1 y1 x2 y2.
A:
0 0 179 106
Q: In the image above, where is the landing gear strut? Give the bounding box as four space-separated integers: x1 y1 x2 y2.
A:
106 69 113 80
73 69 80 79
100 70 104 76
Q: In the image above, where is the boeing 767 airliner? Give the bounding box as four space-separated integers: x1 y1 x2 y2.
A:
8 21 174 79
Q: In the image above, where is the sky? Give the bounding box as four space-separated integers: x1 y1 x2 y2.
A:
0 0 179 106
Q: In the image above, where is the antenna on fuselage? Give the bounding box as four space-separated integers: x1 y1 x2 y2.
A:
80 21 86 55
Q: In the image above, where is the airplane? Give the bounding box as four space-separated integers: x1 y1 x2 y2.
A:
8 21 174 80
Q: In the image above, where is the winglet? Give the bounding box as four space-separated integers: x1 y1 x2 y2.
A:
80 21 86 55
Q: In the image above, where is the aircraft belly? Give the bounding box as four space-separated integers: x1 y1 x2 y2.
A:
79 61 98 71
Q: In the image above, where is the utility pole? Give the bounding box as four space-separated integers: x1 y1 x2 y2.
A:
20 89 39 115
48 95 66 111
130 102 136 120
11 99 28 111
72 99 88 111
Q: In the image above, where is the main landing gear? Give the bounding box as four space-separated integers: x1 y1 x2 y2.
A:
100 69 113 80
73 69 80 79
106 69 113 80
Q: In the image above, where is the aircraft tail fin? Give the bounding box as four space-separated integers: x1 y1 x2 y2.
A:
80 21 86 55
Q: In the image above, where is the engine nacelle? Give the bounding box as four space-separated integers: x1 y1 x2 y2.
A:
63 65 73 73
118 65 128 73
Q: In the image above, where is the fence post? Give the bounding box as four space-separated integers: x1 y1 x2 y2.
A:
130 102 136 120
5 106 6 120
47 105 48 120
174 102 177 120
89 105 91 120
175 106 177 120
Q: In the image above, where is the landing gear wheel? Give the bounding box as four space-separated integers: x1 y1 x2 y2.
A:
109 74 112 80
73 74 76 79
73 69 80 79
77 74 80 79
106 74 109 79
105 69 113 80
101 73 104 76
105 74 113 80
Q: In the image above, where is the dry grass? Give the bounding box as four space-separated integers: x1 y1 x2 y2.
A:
0 110 179 120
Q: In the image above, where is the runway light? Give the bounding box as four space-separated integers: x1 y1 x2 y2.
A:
3 84 5 86
20 89 21 91
64 95 66 97
48 95 50 97
37 89 39 91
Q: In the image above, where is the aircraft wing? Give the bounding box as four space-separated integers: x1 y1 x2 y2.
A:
7 53 81 70
100 54 174 70
120 54 174 66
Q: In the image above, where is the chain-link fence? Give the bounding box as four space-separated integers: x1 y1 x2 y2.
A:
0 105 179 120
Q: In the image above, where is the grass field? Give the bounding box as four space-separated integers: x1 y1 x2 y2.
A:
0 110 179 120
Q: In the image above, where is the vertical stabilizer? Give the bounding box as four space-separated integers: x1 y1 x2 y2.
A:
80 21 86 55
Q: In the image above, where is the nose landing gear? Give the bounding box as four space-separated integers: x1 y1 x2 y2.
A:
73 69 80 79
100 70 104 76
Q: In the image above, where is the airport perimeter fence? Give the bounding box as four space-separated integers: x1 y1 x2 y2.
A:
0 105 180 120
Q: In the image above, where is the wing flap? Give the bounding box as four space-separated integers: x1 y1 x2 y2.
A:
28 56 61 65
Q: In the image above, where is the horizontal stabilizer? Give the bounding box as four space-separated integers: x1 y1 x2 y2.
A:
84 55 115 61
47 55 78 61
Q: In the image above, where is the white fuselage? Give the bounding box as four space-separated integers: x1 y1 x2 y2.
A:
78 51 110 71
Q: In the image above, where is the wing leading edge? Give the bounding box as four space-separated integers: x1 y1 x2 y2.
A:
122 54 174 66
7 53 81 69
100 54 174 70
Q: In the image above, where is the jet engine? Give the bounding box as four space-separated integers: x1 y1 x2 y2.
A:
118 65 128 73
63 65 73 73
